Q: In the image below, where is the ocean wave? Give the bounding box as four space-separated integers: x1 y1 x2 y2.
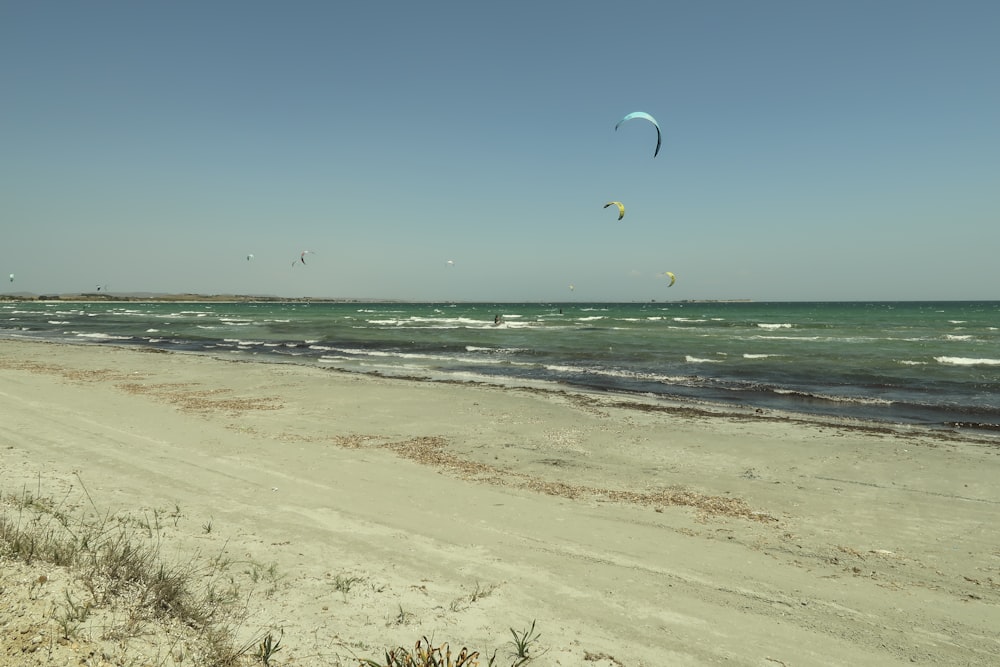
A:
223 338 265 346
750 335 821 341
772 388 893 406
898 360 928 366
685 356 723 364
935 356 1000 366
73 332 132 340
756 323 793 330
368 316 499 329
542 364 693 385
743 353 780 359
944 335 973 341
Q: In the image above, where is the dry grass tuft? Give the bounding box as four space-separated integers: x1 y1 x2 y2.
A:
0 483 278 666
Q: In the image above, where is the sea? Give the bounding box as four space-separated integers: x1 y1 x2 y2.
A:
3 299 999 437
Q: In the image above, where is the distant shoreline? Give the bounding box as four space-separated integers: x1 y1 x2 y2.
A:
5 294 996 304
0 293 751 304
0 293 398 303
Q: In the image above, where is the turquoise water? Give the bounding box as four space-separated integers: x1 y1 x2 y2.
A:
3 300 999 433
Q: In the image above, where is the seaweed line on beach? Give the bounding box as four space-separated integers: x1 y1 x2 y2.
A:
0 360 285 416
335 434 777 523
116 382 285 415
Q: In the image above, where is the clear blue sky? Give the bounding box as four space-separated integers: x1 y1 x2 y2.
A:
3 1 998 301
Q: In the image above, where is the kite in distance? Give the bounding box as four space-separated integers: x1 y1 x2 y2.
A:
8 274 13 283
299 250 315 265
615 111 662 157
246 254 254 261
604 201 625 221
664 271 676 287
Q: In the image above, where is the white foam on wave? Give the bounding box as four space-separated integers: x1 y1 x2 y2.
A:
773 388 893 406
743 353 779 359
224 338 264 346
757 323 793 330
542 363 697 386
686 355 723 364
750 334 820 341
368 315 512 329
898 360 927 366
73 332 132 340
944 334 972 341
320 348 524 367
466 345 528 354
146 328 160 333
935 356 1000 366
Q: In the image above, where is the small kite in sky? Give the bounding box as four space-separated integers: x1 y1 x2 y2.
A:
604 201 625 221
615 111 662 157
663 271 676 287
247 254 254 261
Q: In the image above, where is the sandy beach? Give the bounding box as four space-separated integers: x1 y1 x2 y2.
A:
1 339 998 666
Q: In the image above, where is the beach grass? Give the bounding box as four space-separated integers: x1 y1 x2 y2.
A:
0 478 544 666
0 478 271 665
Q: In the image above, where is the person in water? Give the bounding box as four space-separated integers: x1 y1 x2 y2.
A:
494 314 503 325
